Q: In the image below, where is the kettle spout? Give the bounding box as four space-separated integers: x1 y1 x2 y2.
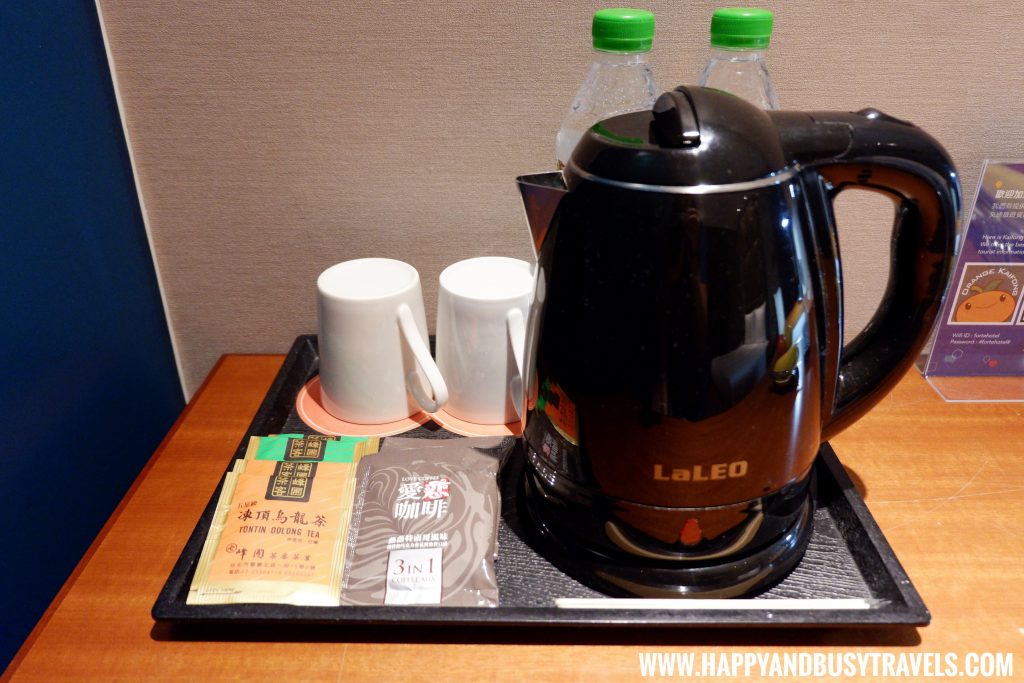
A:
517 172 567 256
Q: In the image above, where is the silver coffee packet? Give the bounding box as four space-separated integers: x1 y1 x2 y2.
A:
341 436 508 607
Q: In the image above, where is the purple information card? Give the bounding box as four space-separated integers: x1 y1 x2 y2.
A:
927 161 1024 378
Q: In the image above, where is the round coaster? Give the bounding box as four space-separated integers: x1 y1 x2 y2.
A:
430 407 522 438
296 376 429 437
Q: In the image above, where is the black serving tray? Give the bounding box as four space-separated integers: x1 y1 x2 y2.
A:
152 335 929 627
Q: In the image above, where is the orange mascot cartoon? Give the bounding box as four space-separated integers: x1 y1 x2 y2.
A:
955 280 1016 323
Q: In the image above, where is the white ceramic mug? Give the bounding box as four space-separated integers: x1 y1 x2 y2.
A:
317 258 448 424
436 257 534 425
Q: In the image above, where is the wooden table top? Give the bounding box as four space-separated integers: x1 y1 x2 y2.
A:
4 355 1023 682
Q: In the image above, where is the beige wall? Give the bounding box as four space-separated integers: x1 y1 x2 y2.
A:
98 0 1024 396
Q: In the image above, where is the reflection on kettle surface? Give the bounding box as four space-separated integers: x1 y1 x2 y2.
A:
521 182 822 581
527 181 821 488
769 299 810 391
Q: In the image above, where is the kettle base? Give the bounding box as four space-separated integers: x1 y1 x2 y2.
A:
518 469 815 599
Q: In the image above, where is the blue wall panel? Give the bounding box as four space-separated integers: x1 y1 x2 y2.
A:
0 0 184 668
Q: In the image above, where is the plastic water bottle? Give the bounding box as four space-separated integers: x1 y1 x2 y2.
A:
555 8 657 168
697 8 779 109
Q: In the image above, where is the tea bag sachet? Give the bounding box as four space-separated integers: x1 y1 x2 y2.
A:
341 436 507 607
188 436 372 606
244 433 380 462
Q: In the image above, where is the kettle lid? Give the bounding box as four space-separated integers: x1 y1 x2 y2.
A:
570 85 789 187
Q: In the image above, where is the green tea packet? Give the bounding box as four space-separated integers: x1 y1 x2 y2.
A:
244 433 380 462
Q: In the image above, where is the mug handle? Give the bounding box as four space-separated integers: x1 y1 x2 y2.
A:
396 303 448 414
506 308 527 419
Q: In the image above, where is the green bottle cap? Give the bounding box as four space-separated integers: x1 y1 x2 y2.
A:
709 8 774 49
592 8 655 53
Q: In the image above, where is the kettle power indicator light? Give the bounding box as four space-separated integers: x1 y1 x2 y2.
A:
680 518 702 545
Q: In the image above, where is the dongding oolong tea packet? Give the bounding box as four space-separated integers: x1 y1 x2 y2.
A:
341 436 508 607
187 456 355 606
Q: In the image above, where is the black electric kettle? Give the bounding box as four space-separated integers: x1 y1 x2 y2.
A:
515 86 959 598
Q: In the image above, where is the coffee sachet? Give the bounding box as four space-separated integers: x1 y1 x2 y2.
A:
342 436 507 607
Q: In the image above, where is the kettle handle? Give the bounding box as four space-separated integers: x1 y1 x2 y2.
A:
804 154 958 440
